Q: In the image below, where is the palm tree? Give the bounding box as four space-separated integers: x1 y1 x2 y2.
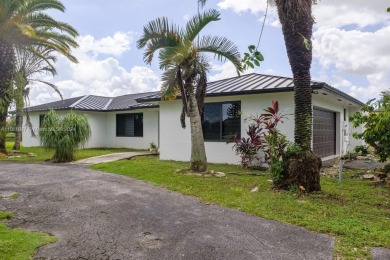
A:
273 0 321 192
0 0 78 154
12 46 61 150
137 9 243 172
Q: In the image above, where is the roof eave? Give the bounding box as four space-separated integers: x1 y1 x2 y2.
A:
136 84 364 107
321 84 365 106
23 105 159 114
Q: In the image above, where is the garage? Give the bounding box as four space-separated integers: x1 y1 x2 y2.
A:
313 107 336 158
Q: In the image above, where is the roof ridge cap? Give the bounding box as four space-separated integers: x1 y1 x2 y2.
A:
69 95 90 108
103 98 114 110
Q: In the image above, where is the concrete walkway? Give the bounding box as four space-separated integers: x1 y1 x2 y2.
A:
70 151 153 165
0 162 335 260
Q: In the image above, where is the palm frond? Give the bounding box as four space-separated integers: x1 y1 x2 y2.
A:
161 66 180 100
194 56 209 113
26 13 78 37
143 36 180 65
198 35 243 74
21 0 66 15
182 9 220 42
198 0 207 7
157 41 193 70
35 29 79 48
31 79 62 99
137 17 180 49
14 45 57 77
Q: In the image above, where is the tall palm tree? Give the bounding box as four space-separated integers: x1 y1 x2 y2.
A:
12 45 61 150
198 0 320 191
273 0 321 192
0 0 78 154
138 9 243 172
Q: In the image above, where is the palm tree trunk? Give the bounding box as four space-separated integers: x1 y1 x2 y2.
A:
187 86 207 172
275 0 321 192
276 0 314 149
13 103 24 150
13 73 26 150
0 40 15 154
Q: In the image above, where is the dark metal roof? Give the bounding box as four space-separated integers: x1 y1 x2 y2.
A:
24 96 84 113
71 95 113 110
26 92 159 113
136 73 364 106
23 73 364 114
107 92 158 110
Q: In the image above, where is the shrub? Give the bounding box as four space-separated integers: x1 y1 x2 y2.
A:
354 145 369 156
285 143 302 158
230 123 263 168
39 110 91 163
350 92 390 162
150 141 157 149
231 100 289 174
383 163 390 174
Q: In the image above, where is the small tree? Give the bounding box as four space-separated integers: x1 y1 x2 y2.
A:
350 92 390 162
40 110 91 163
231 101 288 173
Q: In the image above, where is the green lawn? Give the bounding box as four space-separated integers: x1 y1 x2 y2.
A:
0 211 55 260
92 156 390 259
0 142 142 162
5 133 15 142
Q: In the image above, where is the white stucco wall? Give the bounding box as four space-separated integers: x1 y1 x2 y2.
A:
105 109 159 150
21 112 41 147
158 100 192 162
347 106 365 152
159 93 295 165
83 112 107 148
21 91 363 165
159 92 363 164
22 109 159 150
22 111 107 148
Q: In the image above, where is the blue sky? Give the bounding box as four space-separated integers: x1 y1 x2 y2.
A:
30 0 390 105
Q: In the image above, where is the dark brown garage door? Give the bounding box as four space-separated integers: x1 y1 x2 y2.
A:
313 108 336 158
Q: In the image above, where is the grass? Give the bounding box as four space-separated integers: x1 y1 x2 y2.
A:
92 156 390 259
9 193 20 200
5 133 15 142
0 211 56 260
0 141 141 162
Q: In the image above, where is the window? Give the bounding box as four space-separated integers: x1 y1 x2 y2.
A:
39 114 46 128
116 113 143 137
202 102 241 141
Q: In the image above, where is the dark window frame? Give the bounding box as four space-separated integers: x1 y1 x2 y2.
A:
116 113 143 137
201 101 241 142
39 114 46 128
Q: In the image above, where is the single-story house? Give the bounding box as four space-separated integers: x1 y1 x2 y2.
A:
22 73 364 164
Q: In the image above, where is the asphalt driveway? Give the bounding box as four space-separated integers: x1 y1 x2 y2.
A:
0 162 334 259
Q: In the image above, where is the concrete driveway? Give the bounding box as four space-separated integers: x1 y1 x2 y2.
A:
0 162 334 260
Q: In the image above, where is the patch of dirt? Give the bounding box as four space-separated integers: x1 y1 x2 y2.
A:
175 169 226 177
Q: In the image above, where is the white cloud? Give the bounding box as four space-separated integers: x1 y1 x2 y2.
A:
218 0 267 14
210 62 254 82
210 62 239 81
313 27 390 74
313 25 390 100
77 31 132 57
313 0 389 28
218 0 279 27
218 0 389 29
27 32 160 106
218 0 390 101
